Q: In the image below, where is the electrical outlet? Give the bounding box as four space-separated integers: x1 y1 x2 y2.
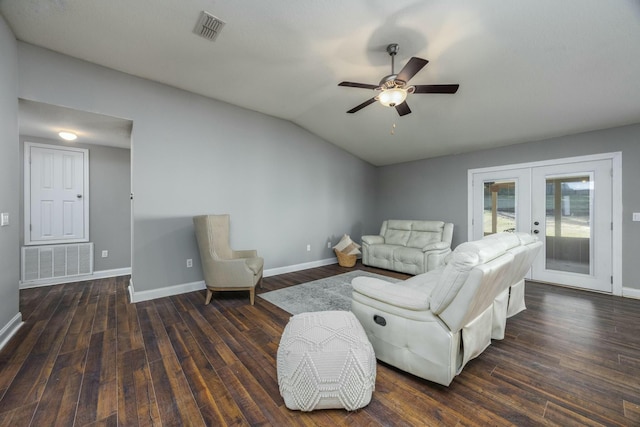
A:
633 212 640 222
186 258 193 268
0 212 8 227
306 244 311 251
327 241 331 249
101 250 108 258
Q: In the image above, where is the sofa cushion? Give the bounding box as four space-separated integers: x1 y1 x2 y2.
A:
412 221 445 232
455 239 507 264
383 220 412 246
384 229 411 246
482 232 521 250
352 277 432 311
407 231 441 249
430 251 480 314
394 246 426 267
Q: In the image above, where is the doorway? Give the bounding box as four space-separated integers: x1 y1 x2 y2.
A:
18 99 133 284
469 153 622 295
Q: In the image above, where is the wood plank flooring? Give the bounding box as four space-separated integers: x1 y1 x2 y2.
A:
1 262 639 426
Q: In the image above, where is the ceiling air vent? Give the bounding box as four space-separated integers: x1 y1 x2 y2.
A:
194 11 226 42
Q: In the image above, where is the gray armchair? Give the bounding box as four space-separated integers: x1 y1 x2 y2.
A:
193 214 264 305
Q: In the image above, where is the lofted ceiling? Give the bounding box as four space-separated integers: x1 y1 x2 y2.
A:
2 0 640 166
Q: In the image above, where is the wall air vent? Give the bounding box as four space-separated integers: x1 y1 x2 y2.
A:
194 11 226 42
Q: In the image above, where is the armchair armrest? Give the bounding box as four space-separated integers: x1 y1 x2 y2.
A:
362 235 384 245
422 242 451 252
352 277 431 311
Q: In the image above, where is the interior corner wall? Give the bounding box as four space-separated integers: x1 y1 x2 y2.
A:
0 17 21 340
375 123 640 290
19 136 131 272
16 42 378 294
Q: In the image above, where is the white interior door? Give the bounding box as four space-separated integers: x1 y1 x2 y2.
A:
470 157 614 293
25 142 89 244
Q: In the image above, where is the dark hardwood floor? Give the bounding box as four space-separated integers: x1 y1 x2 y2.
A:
1 262 639 426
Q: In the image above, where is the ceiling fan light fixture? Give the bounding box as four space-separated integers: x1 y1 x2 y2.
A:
377 87 407 107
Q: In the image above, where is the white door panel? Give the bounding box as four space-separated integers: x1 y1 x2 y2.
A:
26 143 89 244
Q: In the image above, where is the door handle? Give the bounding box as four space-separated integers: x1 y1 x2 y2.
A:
533 230 539 234
534 221 539 226
76 194 83 199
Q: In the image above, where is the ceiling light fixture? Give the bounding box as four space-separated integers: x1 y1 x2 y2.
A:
58 131 77 141
377 87 408 107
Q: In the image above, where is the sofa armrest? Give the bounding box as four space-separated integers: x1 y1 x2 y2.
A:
352 277 431 311
421 241 451 252
361 235 384 246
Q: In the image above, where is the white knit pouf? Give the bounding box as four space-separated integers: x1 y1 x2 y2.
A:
277 311 376 411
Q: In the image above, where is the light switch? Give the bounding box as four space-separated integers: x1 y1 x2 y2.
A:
633 212 640 222
0 212 8 226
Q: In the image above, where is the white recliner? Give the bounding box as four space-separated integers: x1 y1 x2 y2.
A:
361 220 454 275
351 232 541 386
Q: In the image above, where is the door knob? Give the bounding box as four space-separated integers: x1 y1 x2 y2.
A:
533 230 539 234
76 194 83 199
534 221 539 226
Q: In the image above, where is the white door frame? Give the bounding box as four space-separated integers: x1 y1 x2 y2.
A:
467 152 622 296
24 141 90 245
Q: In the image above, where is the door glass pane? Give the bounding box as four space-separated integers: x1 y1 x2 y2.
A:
545 176 591 274
483 181 516 235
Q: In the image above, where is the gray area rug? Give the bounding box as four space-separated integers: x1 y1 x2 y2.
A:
259 270 400 315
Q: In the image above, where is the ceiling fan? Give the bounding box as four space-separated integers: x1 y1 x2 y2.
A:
338 43 459 116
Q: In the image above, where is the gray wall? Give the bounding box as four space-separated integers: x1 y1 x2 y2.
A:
17 43 378 293
19 136 131 271
0 17 20 335
376 124 640 289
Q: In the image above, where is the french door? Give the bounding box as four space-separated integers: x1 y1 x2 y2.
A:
471 156 615 293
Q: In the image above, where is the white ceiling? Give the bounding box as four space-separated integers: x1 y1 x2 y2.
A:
19 99 132 149
3 0 640 165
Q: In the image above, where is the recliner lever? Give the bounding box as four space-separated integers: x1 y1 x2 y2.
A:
373 315 387 326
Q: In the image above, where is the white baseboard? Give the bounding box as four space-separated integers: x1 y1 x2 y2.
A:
263 257 337 277
19 267 132 289
128 278 206 303
622 287 640 299
127 257 340 303
0 313 23 352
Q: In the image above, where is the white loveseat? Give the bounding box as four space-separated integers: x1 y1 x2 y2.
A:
361 220 454 275
351 232 541 386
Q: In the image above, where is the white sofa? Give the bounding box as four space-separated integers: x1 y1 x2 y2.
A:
361 220 454 275
351 232 541 386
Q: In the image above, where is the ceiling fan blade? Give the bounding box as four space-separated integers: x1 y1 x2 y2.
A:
347 97 377 114
338 81 379 90
396 57 428 83
413 84 459 94
395 101 411 116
